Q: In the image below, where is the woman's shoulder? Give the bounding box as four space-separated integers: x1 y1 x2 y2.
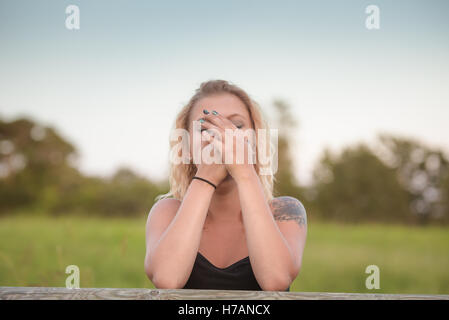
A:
269 196 306 210
153 197 182 208
268 196 307 225
148 198 182 220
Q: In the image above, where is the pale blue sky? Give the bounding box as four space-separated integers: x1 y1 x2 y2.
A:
1 0 448 185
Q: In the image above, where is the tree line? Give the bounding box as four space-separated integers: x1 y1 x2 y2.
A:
1 105 448 225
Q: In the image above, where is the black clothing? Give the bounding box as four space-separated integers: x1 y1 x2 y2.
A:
183 252 290 291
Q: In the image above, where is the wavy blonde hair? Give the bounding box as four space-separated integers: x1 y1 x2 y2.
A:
156 79 275 202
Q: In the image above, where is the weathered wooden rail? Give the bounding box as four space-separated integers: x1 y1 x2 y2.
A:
1 287 448 300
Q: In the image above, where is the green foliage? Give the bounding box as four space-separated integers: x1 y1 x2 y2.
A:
310 144 410 223
0 117 78 211
308 135 449 225
0 116 168 217
271 99 304 199
377 134 449 224
267 99 449 225
1 110 449 224
59 168 168 218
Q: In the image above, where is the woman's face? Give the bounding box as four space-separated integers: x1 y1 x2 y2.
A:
188 93 254 167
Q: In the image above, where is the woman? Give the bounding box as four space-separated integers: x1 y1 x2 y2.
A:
144 80 307 291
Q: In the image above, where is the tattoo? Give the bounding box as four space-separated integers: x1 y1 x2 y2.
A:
270 196 307 228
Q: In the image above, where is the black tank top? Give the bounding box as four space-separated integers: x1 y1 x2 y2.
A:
183 252 290 291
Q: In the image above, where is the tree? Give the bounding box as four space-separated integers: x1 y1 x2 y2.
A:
0 116 166 217
271 99 301 197
0 116 80 212
377 133 449 224
311 143 410 223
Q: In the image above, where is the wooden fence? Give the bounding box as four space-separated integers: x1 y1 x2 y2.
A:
1 287 448 300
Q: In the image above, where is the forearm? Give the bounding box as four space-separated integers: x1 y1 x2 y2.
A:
236 169 296 291
148 179 214 288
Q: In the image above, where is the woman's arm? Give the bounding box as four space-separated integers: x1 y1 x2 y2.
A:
200 111 307 291
144 177 216 289
236 168 307 291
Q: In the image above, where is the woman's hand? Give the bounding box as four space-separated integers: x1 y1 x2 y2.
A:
200 111 257 181
195 130 229 187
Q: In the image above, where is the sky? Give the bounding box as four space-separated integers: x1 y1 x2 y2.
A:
1 0 448 185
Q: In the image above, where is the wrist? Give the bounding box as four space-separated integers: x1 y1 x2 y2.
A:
195 168 221 186
192 176 217 190
191 176 217 192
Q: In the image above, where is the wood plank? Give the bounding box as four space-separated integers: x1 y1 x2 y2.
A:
0 287 154 300
1 287 448 300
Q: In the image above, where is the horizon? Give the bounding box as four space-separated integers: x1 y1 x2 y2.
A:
1 0 448 185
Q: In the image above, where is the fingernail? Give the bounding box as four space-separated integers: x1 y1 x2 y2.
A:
212 110 218 115
199 119 205 123
203 109 209 114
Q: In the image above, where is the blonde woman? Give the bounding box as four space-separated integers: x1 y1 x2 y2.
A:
144 80 307 291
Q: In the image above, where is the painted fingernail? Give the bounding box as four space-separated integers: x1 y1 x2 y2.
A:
199 119 205 123
212 110 218 115
203 109 209 115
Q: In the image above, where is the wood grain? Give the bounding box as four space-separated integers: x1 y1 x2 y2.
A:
1 287 448 300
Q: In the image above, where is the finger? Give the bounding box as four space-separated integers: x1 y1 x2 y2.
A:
201 122 226 164
201 129 211 142
215 113 238 129
202 130 225 163
202 113 226 129
233 135 254 165
203 112 236 130
244 136 255 161
202 129 222 146
200 121 224 140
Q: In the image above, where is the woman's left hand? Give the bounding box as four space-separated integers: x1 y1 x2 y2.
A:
200 111 257 181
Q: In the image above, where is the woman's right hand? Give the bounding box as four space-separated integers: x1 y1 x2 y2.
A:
195 130 229 187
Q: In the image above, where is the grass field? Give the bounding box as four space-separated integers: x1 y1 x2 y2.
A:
0 214 448 294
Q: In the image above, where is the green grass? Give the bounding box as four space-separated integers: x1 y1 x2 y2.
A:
0 214 448 294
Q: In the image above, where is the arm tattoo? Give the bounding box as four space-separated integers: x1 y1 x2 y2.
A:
270 196 307 228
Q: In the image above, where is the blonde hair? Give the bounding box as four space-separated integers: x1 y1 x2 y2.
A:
156 79 275 202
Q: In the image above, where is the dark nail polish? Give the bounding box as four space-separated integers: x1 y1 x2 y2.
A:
203 109 209 114
212 110 218 115
199 119 205 123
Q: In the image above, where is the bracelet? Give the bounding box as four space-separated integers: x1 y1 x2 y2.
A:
192 176 217 189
